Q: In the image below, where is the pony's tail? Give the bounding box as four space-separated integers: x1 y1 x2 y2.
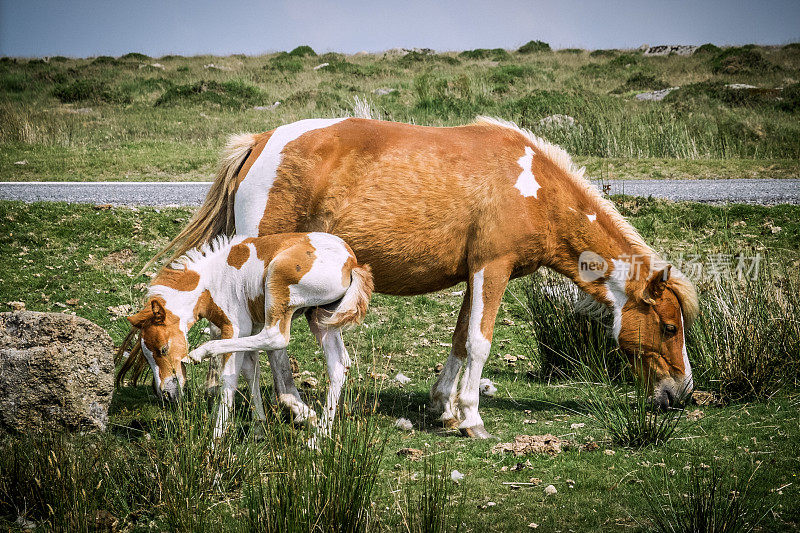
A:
141 133 258 273
115 328 148 387
321 264 374 328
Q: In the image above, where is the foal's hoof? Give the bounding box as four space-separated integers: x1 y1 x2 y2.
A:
460 424 494 439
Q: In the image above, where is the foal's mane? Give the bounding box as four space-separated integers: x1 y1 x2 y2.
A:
167 234 244 271
474 116 698 326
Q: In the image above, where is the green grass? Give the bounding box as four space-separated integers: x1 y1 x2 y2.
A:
0 45 798 181
1 198 799 530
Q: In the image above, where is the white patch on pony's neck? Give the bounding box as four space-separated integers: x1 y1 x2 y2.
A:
680 313 693 393
606 259 631 339
587 213 597 222
235 118 348 237
514 146 540 198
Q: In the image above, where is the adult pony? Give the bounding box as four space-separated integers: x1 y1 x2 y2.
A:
139 116 698 439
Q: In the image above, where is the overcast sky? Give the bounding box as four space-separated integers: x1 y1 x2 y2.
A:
1 0 799 57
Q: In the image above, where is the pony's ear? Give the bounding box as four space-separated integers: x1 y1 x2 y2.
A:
151 299 167 324
127 308 152 328
642 265 671 305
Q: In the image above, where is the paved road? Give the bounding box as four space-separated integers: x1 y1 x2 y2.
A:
1 179 799 206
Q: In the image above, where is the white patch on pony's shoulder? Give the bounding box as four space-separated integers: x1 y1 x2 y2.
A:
234 118 347 236
587 213 597 222
514 146 541 198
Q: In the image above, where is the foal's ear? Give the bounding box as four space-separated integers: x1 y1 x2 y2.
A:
151 299 167 324
127 308 152 328
642 265 671 305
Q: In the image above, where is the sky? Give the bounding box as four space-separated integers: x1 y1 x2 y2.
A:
1 0 799 57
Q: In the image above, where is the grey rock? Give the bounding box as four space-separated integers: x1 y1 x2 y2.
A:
0 311 115 433
538 114 576 128
372 87 397 95
643 45 698 56
635 87 680 101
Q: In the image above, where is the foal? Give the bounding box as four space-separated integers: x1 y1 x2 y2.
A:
126 232 373 437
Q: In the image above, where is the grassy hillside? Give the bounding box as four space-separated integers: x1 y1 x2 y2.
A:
1 44 799 181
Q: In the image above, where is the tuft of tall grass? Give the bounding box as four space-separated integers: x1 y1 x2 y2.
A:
641 460 767 533
572 350 686 448
688 266 800 401
241 384 387 533
394 454 465 533
522 272 620 378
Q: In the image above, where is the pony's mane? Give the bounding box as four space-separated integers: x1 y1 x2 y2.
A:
168 234 246 270
474 116 699 324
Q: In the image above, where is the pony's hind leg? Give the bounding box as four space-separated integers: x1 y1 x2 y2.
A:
241 350 267 435
307 308 351 436
268 347 317 426
430 286 470 430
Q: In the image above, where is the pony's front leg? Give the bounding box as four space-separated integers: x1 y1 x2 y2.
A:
430 287 470 430
457 260 511 439
204 324 222 398
308 309 351 436
214 351 245 439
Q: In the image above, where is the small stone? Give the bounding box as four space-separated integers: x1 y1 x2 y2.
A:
6 301 25 311
395 372 411 385
604 449 616 456
570 422 585 429
451 469 465 482
372 88 396 95
544 484 557 496
313 62 329 70
395 417 413 431
523 419 537 424
13 160 28 165
635 87 680 101
397 447 424 461
253 101 281 111
479 378 497 397
528 523 539 529
529 477 542 485
300 375 318 389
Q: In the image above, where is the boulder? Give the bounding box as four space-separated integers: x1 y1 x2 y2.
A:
0 311 115 433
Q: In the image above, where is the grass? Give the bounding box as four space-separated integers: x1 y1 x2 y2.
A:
0 44 799 180
0 197 799 530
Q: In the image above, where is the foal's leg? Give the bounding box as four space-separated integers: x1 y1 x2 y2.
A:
215 351 245 439
308 308 352 435
240 350 267 432
457 260 511 439
430 285 471 429
268 347 317 425
204 324 222 397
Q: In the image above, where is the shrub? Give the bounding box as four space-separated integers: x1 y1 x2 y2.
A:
518 40 551 54
505 89 587 123
120 52 150 61
52 79 132 104
459 48 511 61
0 72 30 93
288 45 316 57
155 79 267 108
489 64 534 88
91 55 120 66
709 47 776 75
49 56 70 63
687 267 800 401
642 461 768 533
265 52 303 73
590 49 618 58
694 43 721 55
558 48 584 54
608 53 641 68
614 73 670 93
397 51 460 67
779 82 800 112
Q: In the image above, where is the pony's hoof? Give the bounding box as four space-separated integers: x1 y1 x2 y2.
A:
460 424 494 439
441 416 461 430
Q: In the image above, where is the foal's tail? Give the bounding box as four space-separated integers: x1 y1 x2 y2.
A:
142 133 258 272
322 264 374 328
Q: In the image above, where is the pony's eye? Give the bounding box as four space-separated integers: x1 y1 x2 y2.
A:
664 324 678 335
